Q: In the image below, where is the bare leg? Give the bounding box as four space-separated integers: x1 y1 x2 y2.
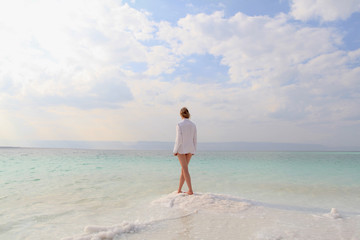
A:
178 154 192 193
178 168 185 193
177 154 193 195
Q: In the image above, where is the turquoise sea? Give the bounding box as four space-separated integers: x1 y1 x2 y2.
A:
1 148 360 239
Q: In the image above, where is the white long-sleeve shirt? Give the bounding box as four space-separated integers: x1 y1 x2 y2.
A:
173 118 197 154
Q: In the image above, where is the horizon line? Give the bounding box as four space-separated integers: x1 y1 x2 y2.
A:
1 140 359 151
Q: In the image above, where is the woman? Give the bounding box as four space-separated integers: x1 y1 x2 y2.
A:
173 107 197 195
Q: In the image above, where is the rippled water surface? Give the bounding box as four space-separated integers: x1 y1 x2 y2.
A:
1 148 359 239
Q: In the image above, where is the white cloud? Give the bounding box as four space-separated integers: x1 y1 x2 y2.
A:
0 0 173 110
290 0 360 22
0 1 359 146
155 10 360 144
145 46 178 76
158 11 342 85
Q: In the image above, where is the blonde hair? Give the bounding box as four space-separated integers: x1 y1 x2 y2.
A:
180 107 190 119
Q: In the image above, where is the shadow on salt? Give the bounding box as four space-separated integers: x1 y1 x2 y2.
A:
151 191 252 213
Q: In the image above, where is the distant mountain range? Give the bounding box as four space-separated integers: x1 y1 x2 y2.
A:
1 141 358 151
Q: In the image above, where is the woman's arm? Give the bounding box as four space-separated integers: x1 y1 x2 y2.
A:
193 125 197 153
173 124 182 155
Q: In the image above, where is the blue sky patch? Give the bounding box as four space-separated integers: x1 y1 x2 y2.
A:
165 53 230 83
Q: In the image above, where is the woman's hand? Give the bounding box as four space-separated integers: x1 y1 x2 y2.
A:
174 153 178 156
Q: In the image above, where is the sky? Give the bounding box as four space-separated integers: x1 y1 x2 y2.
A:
0 0 359 148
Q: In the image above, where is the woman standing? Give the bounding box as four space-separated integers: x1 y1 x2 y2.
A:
173 107 197 195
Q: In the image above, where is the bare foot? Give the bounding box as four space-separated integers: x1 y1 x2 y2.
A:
187 191 193 195
177 190 183 194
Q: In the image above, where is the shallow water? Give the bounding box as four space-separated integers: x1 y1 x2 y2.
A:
0 148 359 239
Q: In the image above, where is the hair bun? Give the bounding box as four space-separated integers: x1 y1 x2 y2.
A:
180 107 190 118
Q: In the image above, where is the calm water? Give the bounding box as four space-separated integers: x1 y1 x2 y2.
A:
1 148 360 239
